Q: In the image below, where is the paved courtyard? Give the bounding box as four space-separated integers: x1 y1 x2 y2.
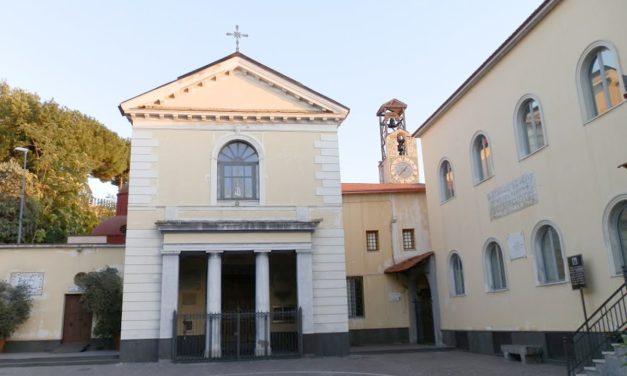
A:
0 351 564 376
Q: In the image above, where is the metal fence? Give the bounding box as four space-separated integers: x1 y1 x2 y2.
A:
172 308 302 361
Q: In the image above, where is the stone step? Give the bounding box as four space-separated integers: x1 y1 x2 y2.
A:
0 353 119 368
583 366 599 375
0 358 119 368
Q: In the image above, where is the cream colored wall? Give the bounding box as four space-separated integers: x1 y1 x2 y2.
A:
343 192 430 330
0 245 124 341
419 0 627 332
149 129 324 207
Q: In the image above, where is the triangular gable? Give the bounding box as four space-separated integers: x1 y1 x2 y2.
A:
119 52 349 125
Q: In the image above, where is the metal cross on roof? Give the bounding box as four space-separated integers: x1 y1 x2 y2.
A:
226 25 248 52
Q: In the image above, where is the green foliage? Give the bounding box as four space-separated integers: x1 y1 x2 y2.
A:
0 281 33 338
77 267 122 339
0 82 130 243
0 160 45 243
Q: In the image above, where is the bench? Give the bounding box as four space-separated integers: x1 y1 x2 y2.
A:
501 344 543 364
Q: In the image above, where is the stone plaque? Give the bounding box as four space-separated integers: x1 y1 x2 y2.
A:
487 172 538 220
507 232 527 260
388 292 401 302
568 254 586 290
10 272 44 296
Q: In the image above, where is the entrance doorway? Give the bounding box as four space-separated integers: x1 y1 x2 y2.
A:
62 294 92 343
222 252 256 356
414 274 435 344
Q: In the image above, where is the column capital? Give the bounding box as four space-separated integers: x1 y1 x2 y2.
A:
254 249 272 254
206 250 224 255
162 249 181 255
295 249 312 254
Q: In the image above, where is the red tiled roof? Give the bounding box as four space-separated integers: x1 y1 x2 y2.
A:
341 183 425 195
384 252 434 273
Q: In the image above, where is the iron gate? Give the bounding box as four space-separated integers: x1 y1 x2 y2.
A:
172 308 302 361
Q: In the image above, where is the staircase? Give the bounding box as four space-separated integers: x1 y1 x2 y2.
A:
566 283 627 375
577 343 626 376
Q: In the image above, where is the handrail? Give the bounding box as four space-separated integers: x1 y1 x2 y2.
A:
566 283 627 375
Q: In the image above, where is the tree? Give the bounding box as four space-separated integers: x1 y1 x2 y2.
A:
0 281 33 340
0 160 45 243
76 267 122 340
0 82 130 243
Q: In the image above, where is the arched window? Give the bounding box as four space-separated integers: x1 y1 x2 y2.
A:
485 241 507 291
471 133 494 183
534 224 566 284
578 43 625 120
515 96 546 158
217 141 259 200
439 159 455 202
449 253 465 296
607 200 627 274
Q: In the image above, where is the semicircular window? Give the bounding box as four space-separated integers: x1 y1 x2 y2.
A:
218 141 259 200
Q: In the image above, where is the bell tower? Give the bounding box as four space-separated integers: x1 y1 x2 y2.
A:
377 99 419 184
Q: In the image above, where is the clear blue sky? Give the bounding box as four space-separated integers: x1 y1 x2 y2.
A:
1 1 542 197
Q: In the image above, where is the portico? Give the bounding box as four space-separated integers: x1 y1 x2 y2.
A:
156 220 317 359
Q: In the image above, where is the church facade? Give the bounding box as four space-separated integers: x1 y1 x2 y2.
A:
118 53 350 361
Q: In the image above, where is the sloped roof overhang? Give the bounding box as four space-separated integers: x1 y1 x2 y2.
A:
384 251 434 273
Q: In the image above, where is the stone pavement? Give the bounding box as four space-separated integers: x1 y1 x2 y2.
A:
0 350 564 376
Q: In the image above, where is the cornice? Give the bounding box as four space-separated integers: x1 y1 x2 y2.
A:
156 219 322 233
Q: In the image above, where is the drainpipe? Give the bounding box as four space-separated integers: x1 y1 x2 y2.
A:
389 193 398 266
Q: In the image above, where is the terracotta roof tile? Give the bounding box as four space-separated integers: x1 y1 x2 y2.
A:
341 183 425 195
385 252 434 273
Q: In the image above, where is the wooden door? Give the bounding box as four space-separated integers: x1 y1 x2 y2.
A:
62 294 92 343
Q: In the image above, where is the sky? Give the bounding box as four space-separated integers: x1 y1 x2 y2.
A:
1 0 543 198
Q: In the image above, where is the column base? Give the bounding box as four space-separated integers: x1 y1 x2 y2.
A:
120 339 159 362
255 342 272 356
303 332 349 356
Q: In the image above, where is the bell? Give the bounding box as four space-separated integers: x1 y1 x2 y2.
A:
388 118 397 128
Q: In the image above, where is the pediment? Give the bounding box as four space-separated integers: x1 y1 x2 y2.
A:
120 53 349 124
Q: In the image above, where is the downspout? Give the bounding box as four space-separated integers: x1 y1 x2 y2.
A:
389 193 398 266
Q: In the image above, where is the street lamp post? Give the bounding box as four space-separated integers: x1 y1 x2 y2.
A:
14 147 29 244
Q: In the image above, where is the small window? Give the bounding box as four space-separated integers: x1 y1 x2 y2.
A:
578 43 626 120
515 97 546 158
607 199 627 274
218 141 259 200
449 253 465 296
535 224 566 284
402 229 415 250
346 276 364 318
471 133 494 183
439 159 455 202
485 241 507 291
366 230 379 251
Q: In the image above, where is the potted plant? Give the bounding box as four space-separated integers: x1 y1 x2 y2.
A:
0 281 33 352
77 267 123 349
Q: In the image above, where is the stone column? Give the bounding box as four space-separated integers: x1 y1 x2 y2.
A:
205 251 222 358
296 249 314 335
159 252 180 358
255 250 271 356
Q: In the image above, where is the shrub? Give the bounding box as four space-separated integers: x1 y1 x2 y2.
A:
0 281 33 338
77 267 122 339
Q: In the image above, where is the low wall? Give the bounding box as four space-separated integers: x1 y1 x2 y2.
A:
0 244 125 348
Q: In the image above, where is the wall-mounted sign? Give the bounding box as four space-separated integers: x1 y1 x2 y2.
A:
568 255 586 290
10 272 44 296
487 172 538 220
388 292 401 302
507 232 527 260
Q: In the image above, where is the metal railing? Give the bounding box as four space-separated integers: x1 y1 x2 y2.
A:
565 283 627 375
172 308 302 361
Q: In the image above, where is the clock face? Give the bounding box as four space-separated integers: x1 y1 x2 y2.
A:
391 157 418 183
